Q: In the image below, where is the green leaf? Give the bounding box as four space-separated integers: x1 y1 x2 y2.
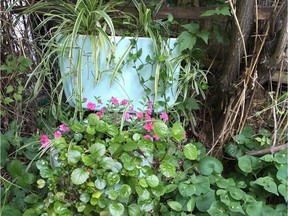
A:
6 85 14 93
201 9 217 17
207 201 229 216
1 205 22 216
146 175 159 187
198 156 223 175
165 184 178 193
245 201 262 216
7 160 23 178
71 122 85 133
276 165 287 181
71 168 89 185
89 143 106 158
238 155 261 173
172 122 185 141
196 30 210 44
154 122 169 139
228 201 245 214
278 183 288 202
128 203 141 216
186 97 199 110
88 113 99 125
187 197 196 212
67 149 81 165
4 97 14 104
178 183 196 197
253 177 279 195
259 154 274 162
183 143 198 160
24 193 39 204
109 203 124 216
274 150 287 164
183 23 199 34
101 157 115 170
167 201 182 212
177 32 197 52
196 189 216 212
106 172 120 186
94 178 106 190
119 184 132 198
219 5 231 16
160 161 176 177
227 186 246 200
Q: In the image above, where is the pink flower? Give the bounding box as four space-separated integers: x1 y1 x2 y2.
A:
59 124 70 132
160 112 169 121
111 97 119 106
40 135 50 148
183 131 187 139
144 134 152 140
96 112 102 118
146 109 152 116
144 122 154 132
83 97 88 102
54 131 62 138
87 102 96 111
148 100 153 105
121 99 129 106
129 106 134 112
125 113 131 119
144 114 152 121
101 107 106 113
136 112 144 119
153 134 160 140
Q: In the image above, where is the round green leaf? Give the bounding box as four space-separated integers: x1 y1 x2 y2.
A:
120 184 132 198
183 143 198 160
198 156 223 175
71 168 89 185
146 175 159 187
128 203 141 216
178 183 196 197
109 203 124 216
67 149 81 165
94 178 106 190
154 122 169 138
88 113 99 125
160 162 176 177
167 201 182 212
172 122 185 141
89 143 106 158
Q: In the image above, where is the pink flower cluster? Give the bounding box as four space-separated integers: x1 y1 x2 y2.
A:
40 124 70 149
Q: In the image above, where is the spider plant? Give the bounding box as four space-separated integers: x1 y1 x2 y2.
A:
24 0 132 115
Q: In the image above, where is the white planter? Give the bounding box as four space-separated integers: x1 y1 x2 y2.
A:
58 35 180 112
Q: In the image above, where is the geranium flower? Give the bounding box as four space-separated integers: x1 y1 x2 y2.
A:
121 99 129 106
125 113 131 120
160 112 169 121
129 106 134 112
87 102 96 111
54 131 62 138
144 122 154 132
183 131 187 139
153 134 160 140
59 124 70 132
111 97 119 106
144 134 152 140
40 135 50 148
96 112 102 118
144 114 152 121
136 112 143 119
